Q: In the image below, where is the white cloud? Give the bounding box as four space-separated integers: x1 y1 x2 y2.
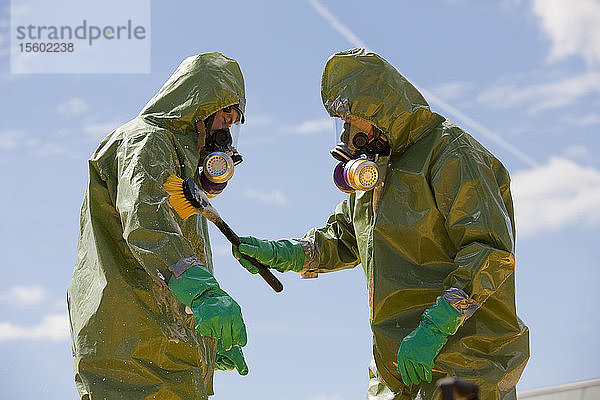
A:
0 285 47 306
288 118 331 135
244 114 276 127
431 81 473 101
0 314 69 341
474 1 600 115
83 120 121 141
306 394 344 400
245 189 289 205
30 142 69 156
512 157 600 238
0 130 25 150
532 0 600 67
562 113 600 127
0 131 70 156
0 73 23 85
25 138 39 147
562 145 591 162
57 98 89 116
476 71 600 113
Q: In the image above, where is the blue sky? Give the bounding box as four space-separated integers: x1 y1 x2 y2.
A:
1 0 599 399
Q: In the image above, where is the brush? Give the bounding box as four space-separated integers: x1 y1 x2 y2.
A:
164 174 284 293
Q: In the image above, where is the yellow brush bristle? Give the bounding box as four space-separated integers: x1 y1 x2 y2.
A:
163 174 200 220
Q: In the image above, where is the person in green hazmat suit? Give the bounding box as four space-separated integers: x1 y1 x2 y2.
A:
232 49 529 400
68 52 251 400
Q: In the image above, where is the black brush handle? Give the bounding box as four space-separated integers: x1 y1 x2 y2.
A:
215 219 284 293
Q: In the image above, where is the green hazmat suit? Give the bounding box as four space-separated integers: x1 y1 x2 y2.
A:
296 49 529 400
67 52 246 400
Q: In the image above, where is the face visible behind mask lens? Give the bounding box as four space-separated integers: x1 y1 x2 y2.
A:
199 108 244 197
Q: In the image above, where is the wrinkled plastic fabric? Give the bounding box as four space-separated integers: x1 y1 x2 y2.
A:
422 297 464 337
67 53 245 400
303 49 529 400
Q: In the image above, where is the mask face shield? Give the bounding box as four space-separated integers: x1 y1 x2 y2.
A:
330 116 375 162
198 105 245 197
204 107 244 159
225 105 243 148
331 117 351 162
229 121 241 148
333 117 344 146
226 109 243 166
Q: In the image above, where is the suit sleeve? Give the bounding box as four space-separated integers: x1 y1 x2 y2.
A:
431 139 516 315
115 132 200 282
296 196 361 279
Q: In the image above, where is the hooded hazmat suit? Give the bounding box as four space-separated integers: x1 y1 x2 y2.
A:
67 52 246 400
295 49 529 399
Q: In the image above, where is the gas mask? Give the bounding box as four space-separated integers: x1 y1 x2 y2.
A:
331 118 390 193
198 106 244 198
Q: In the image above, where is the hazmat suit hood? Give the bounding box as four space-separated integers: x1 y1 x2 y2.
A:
321 48 444 154
141 52 246 133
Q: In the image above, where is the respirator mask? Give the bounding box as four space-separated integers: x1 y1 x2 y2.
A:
331 117 390 193
199 105 244 198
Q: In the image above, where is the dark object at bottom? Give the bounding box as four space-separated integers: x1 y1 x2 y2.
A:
438 378 479 400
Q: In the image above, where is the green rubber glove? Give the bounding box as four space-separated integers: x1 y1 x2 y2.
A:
215 338 248 375
232 236 305 274
168 264 247 350
396 296 464 386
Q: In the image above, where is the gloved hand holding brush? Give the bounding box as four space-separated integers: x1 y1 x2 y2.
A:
164 174 284 292
232 236 305 273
